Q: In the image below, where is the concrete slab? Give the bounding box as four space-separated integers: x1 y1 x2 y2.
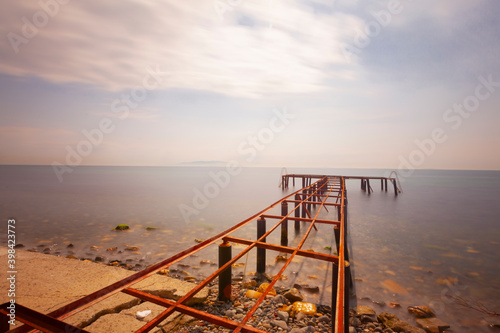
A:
0 247 208 331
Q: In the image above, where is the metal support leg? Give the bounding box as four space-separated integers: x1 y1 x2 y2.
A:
218 241 232 302
281 202 288 247
294 194 300 233
331 262 338 333
257 217 266 275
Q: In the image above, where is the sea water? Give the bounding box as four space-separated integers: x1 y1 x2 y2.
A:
1 165 499 331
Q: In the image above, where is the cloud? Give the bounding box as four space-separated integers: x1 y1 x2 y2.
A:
0 0 363 98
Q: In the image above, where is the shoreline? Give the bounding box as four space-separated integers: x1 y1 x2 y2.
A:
0 246 460 333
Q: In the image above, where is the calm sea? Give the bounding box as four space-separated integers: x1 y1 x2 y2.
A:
1 165 499 331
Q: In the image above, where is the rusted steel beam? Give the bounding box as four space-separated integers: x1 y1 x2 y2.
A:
223 236 340 263
334 177 347 333
261 214 340 226
123 289 269 333
285 199 341 206
0 303 90 333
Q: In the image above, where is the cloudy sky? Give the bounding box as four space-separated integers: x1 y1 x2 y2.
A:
1 0 499 170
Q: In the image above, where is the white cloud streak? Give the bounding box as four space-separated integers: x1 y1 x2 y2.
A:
0 0 363 98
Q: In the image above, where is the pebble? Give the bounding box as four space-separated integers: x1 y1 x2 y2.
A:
271 319 289 330
277 310 289 322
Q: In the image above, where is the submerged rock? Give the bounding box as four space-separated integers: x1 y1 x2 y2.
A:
114 224 129 231
378 312 425 333
408 305 436 318
416 317 450 333
284 288 304 303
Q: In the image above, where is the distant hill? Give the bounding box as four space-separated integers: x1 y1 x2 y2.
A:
178 160 228 166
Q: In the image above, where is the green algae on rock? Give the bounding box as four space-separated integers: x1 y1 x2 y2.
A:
114 224 130 231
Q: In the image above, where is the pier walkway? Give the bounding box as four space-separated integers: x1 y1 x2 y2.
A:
1 174 398 333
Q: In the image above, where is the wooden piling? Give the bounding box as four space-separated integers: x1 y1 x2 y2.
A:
392 179 398 196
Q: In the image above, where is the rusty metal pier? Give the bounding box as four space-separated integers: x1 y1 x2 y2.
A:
1 173 399 333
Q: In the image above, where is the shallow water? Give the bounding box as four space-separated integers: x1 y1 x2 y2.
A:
1 165 499 331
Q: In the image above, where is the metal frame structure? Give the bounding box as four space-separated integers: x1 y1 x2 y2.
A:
1 174 398 333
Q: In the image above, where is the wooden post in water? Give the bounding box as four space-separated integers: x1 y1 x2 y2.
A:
218 241 232 302
392 179 398 196
381 179 384 191
384 179 388 191
257 217 266 275
367 179 371 194
281 201 288 247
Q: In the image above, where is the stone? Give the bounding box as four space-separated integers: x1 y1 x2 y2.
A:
225 309 236 318
66 255 78 259
245 290 263 299
416 317 450 333
257 283 277 296
290 329 305 333
284 288 304 302
114 224 130 230
125 246 140 251
378 312 426 333
293 283 320 293
289 302 317 317
317 315 330 323
271 294 289 305
408 305 436 318
355 305 376 316
277 310 289 322
388 302 401 308
271 319 289 330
